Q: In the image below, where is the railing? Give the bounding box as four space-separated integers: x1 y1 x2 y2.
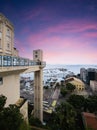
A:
0 55 46 67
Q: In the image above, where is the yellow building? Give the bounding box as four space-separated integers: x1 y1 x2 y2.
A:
65 77 85 91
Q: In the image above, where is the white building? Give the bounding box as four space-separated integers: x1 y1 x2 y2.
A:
0 13 45 123
80 68 87 82
90 80 97 92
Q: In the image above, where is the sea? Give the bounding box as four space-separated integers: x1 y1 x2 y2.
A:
45 64 97 74
21 64 97 79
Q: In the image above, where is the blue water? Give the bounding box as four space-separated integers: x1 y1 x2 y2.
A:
45 64 97 74
21 64 97 79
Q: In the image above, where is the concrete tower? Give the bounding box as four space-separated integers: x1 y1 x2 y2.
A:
33 49 43 122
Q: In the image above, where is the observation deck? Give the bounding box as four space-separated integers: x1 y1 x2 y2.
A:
0 12 45 122
0 55 46 73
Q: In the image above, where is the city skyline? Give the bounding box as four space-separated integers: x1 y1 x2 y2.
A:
0 0 97 64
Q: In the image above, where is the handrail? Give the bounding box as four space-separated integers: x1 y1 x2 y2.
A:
0 55 46 67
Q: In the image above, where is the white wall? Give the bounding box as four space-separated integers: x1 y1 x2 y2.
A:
90 80 97 92
0 73 20 106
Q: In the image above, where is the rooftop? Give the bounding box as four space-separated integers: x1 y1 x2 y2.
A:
0 13 14 28
65 77 84 84
82 112 97 130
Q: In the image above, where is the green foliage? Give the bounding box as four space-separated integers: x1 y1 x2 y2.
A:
56 82 60 87
68 94 97 114
85 127 94 130
85 95 97 113
44 86 49 89
29 116 42 127
60 87 68 97
19 121 31 130
67 94 85 110
48 102 76 130
66 83 76 92
0 104 23 130
60 83 75 97
0 94 7 111
0 95 25 130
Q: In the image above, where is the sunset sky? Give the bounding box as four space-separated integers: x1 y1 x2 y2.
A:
0 0 97 64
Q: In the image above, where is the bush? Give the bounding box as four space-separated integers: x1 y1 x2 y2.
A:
29 116 42 127
66 83 76 92
0 95 26 130
19 121 31 130
44 86 49 89
61 88 68 97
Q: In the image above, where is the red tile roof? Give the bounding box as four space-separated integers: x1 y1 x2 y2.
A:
82 112 97 130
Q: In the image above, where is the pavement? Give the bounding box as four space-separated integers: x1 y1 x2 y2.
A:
52 88 60 100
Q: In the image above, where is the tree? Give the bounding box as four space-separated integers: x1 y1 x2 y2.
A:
66 83 76 92
29 116 42 127
19 121 31 130
0 94 7 111
44 85 49 89
48 102 76 130
85 95 97 113
60 87 68 97
56 82 60 87
85 127 94 130
0 95 24 130
67 94 85 111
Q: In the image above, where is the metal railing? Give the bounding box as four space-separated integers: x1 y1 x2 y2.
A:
0 55 46 67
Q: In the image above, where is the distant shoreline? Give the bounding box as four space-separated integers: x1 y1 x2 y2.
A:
45 64 97 74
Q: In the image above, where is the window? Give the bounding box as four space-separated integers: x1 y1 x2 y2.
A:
0 77 3 85
0 32 2 48
0 39 1 48
6 28 11 36
3 56 8 66
7 43 10 49
6 36 11 42
7 56 12 66
0 32 2 38
35 55 38 58
0 56 2 66
0 23 2 31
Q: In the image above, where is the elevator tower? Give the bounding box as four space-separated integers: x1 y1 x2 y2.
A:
33 49 43 122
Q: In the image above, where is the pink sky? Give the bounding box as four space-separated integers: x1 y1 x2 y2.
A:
2 0 97 64
14 19 97 64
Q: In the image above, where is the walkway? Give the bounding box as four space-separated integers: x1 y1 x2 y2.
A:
52 88 60 100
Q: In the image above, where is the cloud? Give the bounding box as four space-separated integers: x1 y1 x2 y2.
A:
15 18 97 64
24 9 42 21
46 19 97 34
24 18 97 47
21 7 52 23
83 32 97 38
